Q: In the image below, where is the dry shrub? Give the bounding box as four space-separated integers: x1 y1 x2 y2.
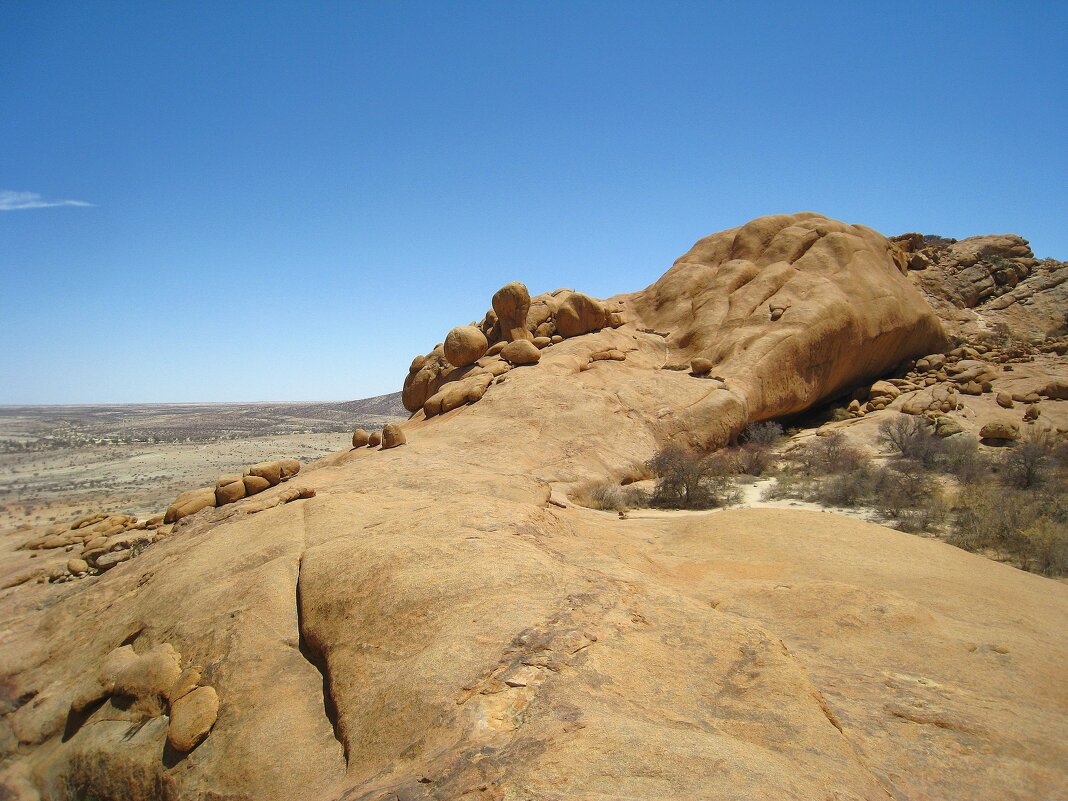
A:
743 422 784 447
572 480 645 512
796 432 870 476
1002 430 1056 489
950 483 1068 574
816 469 875 508
734 444 775 476
940 435 986 484
1022 517 1068 576
877 414 943 467
647 445 737 509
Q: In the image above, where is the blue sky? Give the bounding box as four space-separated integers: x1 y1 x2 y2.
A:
2 1 1065 404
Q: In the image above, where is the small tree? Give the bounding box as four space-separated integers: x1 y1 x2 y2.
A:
1003 432 1054 490
743 422 784 447
796 432 868 476
735 421 784 476
878 414 942 467
647 445 735 509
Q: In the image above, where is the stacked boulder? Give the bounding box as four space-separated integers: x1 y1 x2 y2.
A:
21 459 312 582
164 458 301 523
401 281 625 416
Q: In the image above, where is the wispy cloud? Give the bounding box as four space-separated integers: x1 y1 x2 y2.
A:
0 190 94 211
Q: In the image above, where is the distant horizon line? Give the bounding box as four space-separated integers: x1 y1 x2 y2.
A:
0 393 402 408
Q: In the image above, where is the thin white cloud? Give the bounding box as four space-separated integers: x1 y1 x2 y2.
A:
0 190 94 211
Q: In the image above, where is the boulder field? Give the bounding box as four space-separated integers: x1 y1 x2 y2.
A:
0 213 1065 801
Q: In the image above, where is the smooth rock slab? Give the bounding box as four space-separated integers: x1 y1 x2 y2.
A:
95 549 133 571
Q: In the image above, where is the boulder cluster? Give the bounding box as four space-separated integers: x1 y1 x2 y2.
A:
71 642 218 753
351 422 406 450
844 339 1065 440
22 513 163 580
165 459 302 523
401 281 624 417
19 458 315 583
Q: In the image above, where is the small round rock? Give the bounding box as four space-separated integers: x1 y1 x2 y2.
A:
691 358 714 375
501 339 541 366
381 423 406 449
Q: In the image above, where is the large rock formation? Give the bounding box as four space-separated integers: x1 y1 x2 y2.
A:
1 213 1065 801
401 212 947 447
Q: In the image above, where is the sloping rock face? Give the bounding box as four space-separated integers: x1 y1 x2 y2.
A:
1 214 1065 801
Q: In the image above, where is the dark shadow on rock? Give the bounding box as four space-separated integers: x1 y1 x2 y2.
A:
62 696 106 741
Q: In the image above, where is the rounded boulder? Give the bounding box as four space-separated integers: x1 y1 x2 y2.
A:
979 420 1020 442
492 282 532 342
215 480 247 506
691 358 714 375
444 325 489 367
167 685 219 752
501 339 541 365
381 423 406 449
555 292 606 338
242 475 271 495
352 428 370 448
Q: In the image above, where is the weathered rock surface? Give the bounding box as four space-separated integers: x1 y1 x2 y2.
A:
631 213 947 445
0 212 1064 801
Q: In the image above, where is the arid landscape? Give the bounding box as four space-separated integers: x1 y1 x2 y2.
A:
0 396 405 530
3 5 1066 800
1 213 1066 800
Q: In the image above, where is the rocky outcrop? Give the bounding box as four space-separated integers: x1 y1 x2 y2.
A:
400 214 945 439
894 232 1068 339
6 213 1065 801
633 213 947 445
